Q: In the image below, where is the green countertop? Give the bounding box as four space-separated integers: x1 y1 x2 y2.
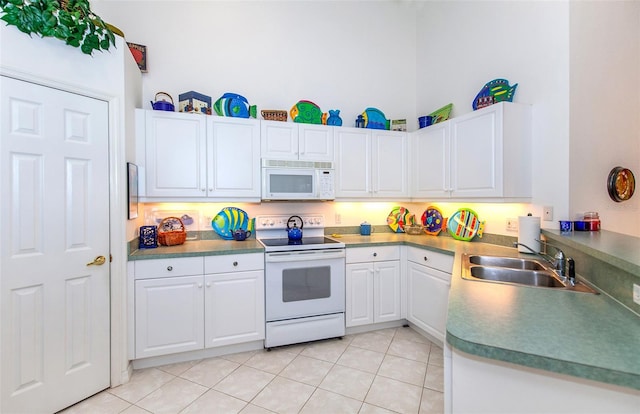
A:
128 231 640 391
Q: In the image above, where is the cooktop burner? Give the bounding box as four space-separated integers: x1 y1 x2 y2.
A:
256 214 346 252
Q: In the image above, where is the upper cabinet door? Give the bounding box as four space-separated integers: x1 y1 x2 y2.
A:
145 111 207 198
450 102 531 199
411 122 450 198
261 121 298 160
371 131 408 198
298 124 334 161
261 122 334 161
208 117 261 198
335 128 371 197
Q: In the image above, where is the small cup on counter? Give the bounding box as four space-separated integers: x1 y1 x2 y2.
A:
559 220 572 233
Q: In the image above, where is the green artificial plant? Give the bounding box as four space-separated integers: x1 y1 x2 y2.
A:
0 0 116 55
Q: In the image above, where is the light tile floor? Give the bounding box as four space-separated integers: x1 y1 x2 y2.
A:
60 327 444 414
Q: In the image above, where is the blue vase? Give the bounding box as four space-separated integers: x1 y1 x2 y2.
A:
326 109 342 126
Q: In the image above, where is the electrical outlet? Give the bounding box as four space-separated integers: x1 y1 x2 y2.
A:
633 284 640 305
335 213 341 224
506 218 518 231
543 206 553 221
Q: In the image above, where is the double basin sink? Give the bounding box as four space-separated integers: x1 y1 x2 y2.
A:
461 254 599 294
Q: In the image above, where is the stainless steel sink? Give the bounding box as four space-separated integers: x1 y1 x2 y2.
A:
461 254 599 293
468 255 547 271
469 266 565 287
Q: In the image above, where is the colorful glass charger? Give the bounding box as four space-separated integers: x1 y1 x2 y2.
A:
387 206 414 233
446 208 485 241
421 206 445 236
212 207 250 240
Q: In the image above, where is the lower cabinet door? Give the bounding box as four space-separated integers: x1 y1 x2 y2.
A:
346 263 374 327
407 262 450 343
135 276 205 358
374 261 401 323
204 270 265 347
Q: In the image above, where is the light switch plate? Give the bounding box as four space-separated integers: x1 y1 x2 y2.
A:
543 206 553 221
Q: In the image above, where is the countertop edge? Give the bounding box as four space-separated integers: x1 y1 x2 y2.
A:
446 331 640 391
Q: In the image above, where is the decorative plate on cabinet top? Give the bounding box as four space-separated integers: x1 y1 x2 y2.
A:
212 207 250 240
446 208 484 241
387 206 414 233
421 206 445 236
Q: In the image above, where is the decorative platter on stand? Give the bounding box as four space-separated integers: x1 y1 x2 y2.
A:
421 206 445 236
212 207 250 240
446 208 485 241
387 206 413 233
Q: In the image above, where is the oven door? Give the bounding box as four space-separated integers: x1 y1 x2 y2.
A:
265 249 345 322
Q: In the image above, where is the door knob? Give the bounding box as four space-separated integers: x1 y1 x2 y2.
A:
86 256 106 266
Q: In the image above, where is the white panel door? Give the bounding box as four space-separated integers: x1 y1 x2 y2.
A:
345 263 374 327
208 117 260 197
411 123 450 198
335 129 371 197
374 261 401 323
298 124 334 161
145 111 207 197
260 120 298 160
204 270 265 348
371 131 408 198
1 76 110 413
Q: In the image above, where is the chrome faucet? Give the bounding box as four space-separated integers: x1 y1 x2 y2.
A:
513 240 568 279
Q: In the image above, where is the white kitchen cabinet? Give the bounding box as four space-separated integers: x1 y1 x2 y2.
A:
133 253 264 359
204 254 265 347
208 117 261 198
410 102 531 199
142 110 260 200
406 247 454 344
335 128 408 199
261 120 334 161
346 246 401 327
144 110 207 198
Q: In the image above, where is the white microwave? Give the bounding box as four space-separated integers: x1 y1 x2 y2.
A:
261 159 335 201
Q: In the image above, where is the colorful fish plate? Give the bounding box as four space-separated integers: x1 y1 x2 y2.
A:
421 206 445 236
472 79 518 110
362 107 388 130
387 206 414 233
214 93 257 118
446 208 484 241
212 207 250 240
290 100 326 124
426 103 453 125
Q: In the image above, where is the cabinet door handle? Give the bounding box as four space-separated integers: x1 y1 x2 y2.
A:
233 261 238 266
423 256 429 262
167 266 173 271
197 283 203 288
206 282 211 288
201 188 206 192
373 252 377 257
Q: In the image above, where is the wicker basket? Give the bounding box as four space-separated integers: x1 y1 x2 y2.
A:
157 216 187 246
261 110 287 122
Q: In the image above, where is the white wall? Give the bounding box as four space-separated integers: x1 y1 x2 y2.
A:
93 0 417 129
416 1 571 227
569 1 640 237
94 0 640 237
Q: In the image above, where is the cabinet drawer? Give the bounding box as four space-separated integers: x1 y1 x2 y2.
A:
347 246 400 263
134 257 203 280
407 247 454 274
205 253 264 274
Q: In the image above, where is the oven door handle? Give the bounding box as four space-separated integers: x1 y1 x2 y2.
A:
266 249 345 263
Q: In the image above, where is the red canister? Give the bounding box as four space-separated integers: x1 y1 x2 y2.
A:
583 212 600 231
